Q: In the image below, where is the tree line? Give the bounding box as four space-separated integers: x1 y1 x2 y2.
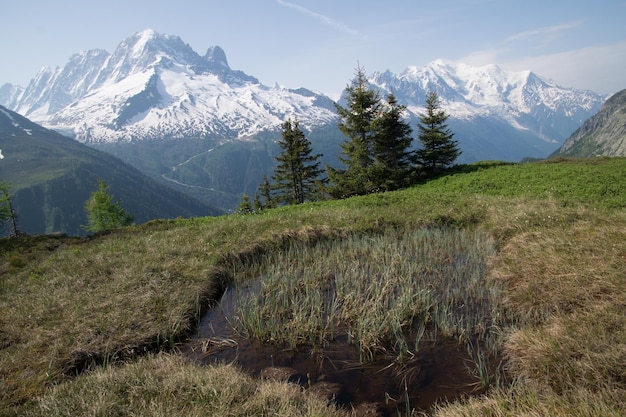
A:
240 66 460 213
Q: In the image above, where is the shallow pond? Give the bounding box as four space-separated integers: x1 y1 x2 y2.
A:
181 280 486 416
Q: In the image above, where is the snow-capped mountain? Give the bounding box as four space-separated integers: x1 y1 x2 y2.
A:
0 29 610 211
4 29 337 143
2 30 605 153
369 60 605 147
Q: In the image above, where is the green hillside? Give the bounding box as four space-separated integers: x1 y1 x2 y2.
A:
1 157 625 416
0 106 222 236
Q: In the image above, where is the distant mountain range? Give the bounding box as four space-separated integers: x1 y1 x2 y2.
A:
552 89 626 157
368 61 605 161
0 105 220 236
0 29 609 211
1 29 337 143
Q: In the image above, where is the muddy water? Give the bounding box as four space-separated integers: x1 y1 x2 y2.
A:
181 281 483 416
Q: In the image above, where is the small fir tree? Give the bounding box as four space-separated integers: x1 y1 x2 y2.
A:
271 118 325 205
414 91 461 175
237 194 254 214
0 181 20 237
83 179 134 233
259 175 275 209
327 65 382 197
372 93 414 191
253 194 263 212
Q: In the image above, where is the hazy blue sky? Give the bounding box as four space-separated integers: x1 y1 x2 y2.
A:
1 0 624 98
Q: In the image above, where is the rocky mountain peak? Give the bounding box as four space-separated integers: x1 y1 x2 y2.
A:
204 46 229 68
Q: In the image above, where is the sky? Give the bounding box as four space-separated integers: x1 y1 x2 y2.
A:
1 0 625 99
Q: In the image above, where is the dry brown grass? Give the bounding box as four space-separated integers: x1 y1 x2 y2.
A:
23 353 348 417
499 218 626 391
0 218 350 410
432 204 626 416
432 383 626 417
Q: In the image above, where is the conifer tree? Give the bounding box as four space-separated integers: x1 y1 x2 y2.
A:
83 179 134 233
414 91 461 175
259 175 274 209
327 65 382 197
271 118 325 205
253 194 263 212
237 194 254 214
372 93 414 191
0 181 20 237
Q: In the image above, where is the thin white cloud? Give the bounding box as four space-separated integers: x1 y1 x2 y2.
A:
457 38 626 95
502 40 626 95
506 20 583 45
276 0 361 36
457 20 586 68
459 48 505 67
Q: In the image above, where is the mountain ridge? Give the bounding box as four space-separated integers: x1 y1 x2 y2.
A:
0 104 220 236
1 29 605 151
369 59 604 144
551 89 626 157
2 29 336 144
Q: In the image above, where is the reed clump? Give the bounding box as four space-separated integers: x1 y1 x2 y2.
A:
230 227 508 363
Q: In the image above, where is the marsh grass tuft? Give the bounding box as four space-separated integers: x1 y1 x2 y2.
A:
231 227 508 364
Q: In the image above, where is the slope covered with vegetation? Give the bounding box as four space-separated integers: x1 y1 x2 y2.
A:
1 157 625 416
0 106 221 237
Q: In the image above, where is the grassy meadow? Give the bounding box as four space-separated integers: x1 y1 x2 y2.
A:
0 157 625 416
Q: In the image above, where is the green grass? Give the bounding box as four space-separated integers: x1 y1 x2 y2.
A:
435 157 626 209
1 157 625 416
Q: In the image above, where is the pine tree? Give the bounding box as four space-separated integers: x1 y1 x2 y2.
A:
83 179 134 233
259 175 274 209
414 91 461 175
253 194 263 212
327 65 382 197
237 194 254 214
271 118 325 205
0 181 20 237
372 93 414 191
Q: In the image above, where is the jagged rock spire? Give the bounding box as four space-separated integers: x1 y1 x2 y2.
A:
205 46 229 68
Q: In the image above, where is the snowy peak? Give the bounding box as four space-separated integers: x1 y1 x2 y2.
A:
370 60 605 143
388 60 534 108
109 29 204 79
8 29 261 120
1 29 605 156
2 30 337 144
0 83 23 109
554 89 626 157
